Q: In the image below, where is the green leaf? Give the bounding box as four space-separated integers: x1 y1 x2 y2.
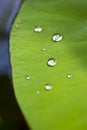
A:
11 0 87 130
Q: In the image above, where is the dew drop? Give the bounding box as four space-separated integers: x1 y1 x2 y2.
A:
34 26 42 32
47 58 57 67
25 75 31 80
35 90 40 94
45 84 52 91
52 33 63 42
67 74 72 78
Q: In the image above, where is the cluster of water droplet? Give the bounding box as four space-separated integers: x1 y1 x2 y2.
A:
25 25 72 94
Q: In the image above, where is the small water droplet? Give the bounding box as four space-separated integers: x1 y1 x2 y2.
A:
47 58 57 67
67 74 72 78
41 48 46 51
34 26 42 32
52 33 63 42
45 84 52 91
25 75 31 80
35 90 40 94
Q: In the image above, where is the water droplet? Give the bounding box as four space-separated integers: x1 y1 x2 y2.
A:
45 84 52 91
67 74 72 78
41 48 46 51
52 33 63 42
25 75 31 80
35 90 40 94
34 26 42 32
47 58 57 67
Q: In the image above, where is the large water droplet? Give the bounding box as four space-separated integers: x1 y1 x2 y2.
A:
34 26 42 32
45 84 52 91
47 58 57 67
52 33 63 42
25 75 31 80
67 74 72 78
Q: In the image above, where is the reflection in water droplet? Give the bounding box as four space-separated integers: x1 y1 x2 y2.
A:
45 84 52 91
34 26 42 32
67 74 72 78
47 58 57 67
25 75 31 80
41 48 46 51
35 90 40 94
52 33 63 42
